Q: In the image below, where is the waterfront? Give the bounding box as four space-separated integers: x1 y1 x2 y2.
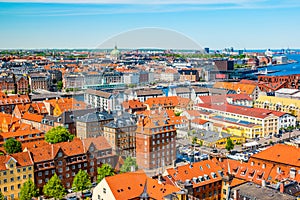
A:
259 54 300 76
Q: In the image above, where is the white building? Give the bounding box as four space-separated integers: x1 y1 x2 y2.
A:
123 73 139 85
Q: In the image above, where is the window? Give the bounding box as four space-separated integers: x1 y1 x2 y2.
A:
38 172 42 177
59 175 63 180
10 178 14 182
38 179 42 184
4 179 7 183
4 187 7 192
58 161 63 166
103 188 106 194
17 176 20 181
17 169 20 173
10 164 14 168
45 178 49 183
58 152 63 157
45 171 49 175
72 165 75 169
84 163 87 167
10 170 13 174
28 166 32 170
66 173 70 178
29 174 32 178
58 168 63 173
90 161 94 166
18 184 21 189
23 167 26 172
3 171 6 175
78 164 81 168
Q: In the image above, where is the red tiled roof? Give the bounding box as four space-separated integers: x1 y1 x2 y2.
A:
195 103 286 119
22 112 44 122
165 160 223 188
251 144 300 167
0 151 33 170
191 118 209 125
104 171 180 200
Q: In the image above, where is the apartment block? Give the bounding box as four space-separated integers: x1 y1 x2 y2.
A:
135 110 176 171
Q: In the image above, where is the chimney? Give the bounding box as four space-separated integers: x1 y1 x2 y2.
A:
233 189 239 200
290 168 296 179
280 183 284 193
262 180 266 187
130 165 135 172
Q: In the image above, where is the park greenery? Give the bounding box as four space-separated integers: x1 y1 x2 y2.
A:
45 126 74 144
3 138 22 154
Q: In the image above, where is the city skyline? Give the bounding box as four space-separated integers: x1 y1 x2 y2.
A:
0 0 300 49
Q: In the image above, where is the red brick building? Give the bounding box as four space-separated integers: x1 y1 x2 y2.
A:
16 76 29 94
258 74 300 90
25 137 118 191
135 110 176 171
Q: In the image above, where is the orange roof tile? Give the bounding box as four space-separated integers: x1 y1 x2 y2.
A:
104 172 180 200
251 144 300 167
22 112 44 122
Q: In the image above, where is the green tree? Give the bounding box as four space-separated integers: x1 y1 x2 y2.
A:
57 81 63 90
120 157 138 173
72 169 91 192
43 173 66 199
192 136 197 144
97 164 115 183
225 138 234 152
45 126 74 144
4 138 22 154
0 191 4 200
20 179 38 200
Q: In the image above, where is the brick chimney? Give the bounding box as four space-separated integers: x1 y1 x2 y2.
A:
233 189 239 200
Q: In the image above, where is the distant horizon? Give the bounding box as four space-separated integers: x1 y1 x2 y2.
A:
0 47 299 51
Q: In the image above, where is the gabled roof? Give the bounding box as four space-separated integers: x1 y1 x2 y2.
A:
22 112 44 122
165 160 223 188
0 151 33 170
104 172 180 200
122 99 146 110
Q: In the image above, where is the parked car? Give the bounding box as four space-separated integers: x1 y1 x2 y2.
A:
67 195 78 200
81 190 92 198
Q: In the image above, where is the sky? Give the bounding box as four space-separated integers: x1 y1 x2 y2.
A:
0 0 299 50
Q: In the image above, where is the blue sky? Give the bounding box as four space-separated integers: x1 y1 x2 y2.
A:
0 0 299 49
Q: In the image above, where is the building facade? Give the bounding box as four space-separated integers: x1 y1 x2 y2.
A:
135 110 176 171
0 151 34 200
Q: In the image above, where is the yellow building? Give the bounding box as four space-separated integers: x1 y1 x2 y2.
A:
193 130 245 148
255 95 300 121
0 151 34 200
195 103 279 138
